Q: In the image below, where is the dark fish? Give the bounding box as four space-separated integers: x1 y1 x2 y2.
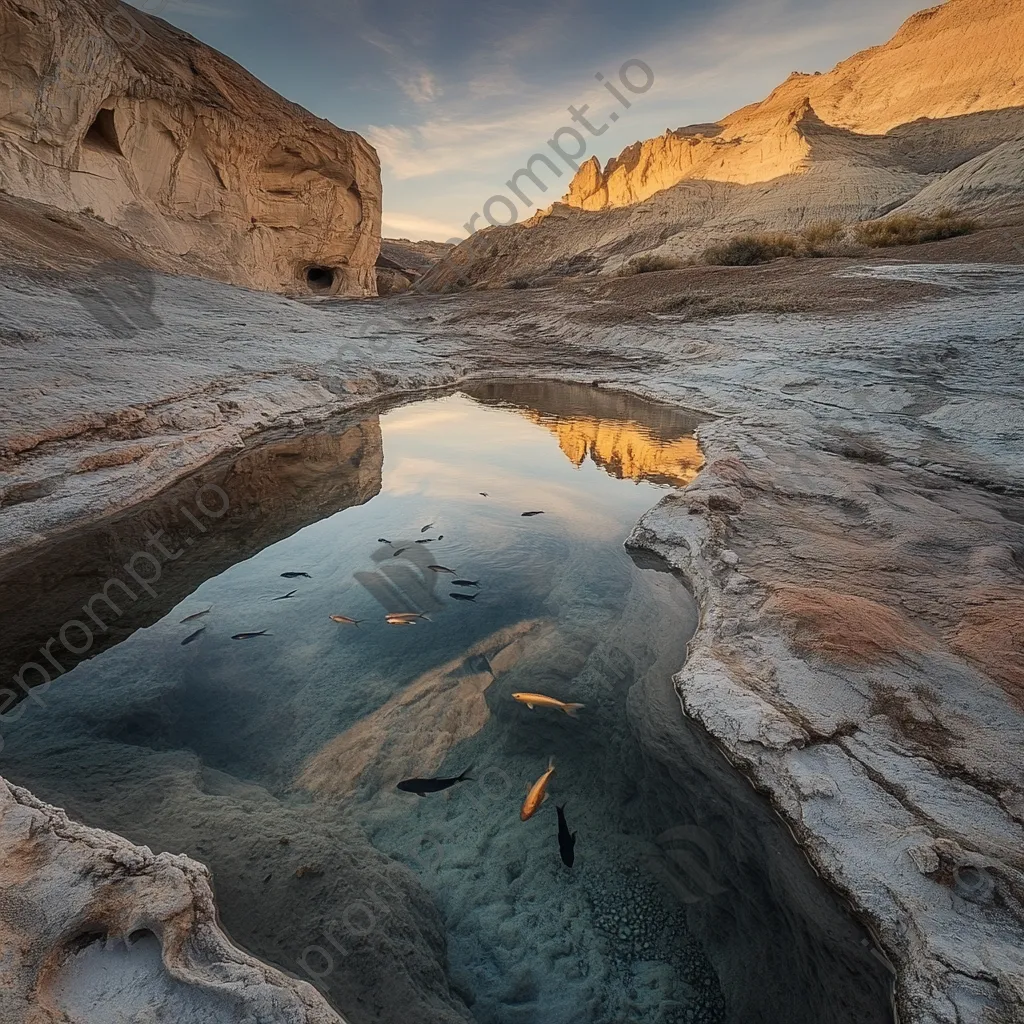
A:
452 579 479 587
420 523 434 533
479 492 489 497
521 511 545 517
397 765 473 796
450 592 477 601
393 547 408 557
181 626 206 646
378 538 392 545
415 538 434 543
556 804 576 867
428 564 457 574
180 608 211 623
437 534 444 540
273 590 297 601
280 572 312 579
232 630 270 640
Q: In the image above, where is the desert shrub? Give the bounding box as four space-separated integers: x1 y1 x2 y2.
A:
507 278 532 289
618 254 683 276
699 233 803 266
854 209 977 247
801 220 846 246
81 206 106 222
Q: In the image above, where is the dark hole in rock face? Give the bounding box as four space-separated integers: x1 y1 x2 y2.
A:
68 931 107 954
305 266 335 293
84 109 122 156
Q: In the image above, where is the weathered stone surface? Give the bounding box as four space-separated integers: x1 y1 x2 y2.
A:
0 776 347 1024
0 0 381 296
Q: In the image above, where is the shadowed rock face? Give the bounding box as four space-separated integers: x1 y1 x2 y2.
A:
0 419 383 705
0 0 381 296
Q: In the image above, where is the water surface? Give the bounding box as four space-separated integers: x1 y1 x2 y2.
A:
0 383 892 1024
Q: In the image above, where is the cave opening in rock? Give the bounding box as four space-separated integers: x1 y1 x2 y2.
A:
84 108 122 155
305 266 335 293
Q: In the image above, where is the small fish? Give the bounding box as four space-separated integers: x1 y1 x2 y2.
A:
512 692 585 717
415 538 434 544
428 564 457 574
280 571 312 579
452 579 480 587
393 547 408 557
329 615 363 627
420 523 434 533
232 630 270 640
180 608 211 623
450 592 477 602
386 618 418 626
397 765 473 796
181 626 206 646
386 612 430 622
521 757 555 821
437 534 444 540
479 492 489 497
378 538 392 545
521 511 545 517
273 590 297 601
556 804 576 868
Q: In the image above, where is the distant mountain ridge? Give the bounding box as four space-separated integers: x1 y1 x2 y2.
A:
422 0 1024 290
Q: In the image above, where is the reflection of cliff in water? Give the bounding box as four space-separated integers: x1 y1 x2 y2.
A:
0 419 382 693
465 381 705 487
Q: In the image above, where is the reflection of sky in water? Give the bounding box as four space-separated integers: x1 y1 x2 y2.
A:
6 393 673 792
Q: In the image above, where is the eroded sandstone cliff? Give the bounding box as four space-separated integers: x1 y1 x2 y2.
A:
422 0 1024 289
0 0 381 296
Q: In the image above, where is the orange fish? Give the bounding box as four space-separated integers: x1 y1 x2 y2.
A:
520 757 555 821
512 692 584 717
329 615 363 627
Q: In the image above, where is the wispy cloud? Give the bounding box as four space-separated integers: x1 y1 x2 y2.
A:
381 211 464 240
399 70 442 104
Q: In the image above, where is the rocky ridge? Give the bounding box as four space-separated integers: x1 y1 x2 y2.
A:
421 0 1024 288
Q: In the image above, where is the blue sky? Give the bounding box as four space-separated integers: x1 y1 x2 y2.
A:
142 0 932 240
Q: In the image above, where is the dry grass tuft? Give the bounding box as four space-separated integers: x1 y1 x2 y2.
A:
948 589 1024 709
766 584 933 664
618 254 683 276
854 209 978 248
698 233 803 266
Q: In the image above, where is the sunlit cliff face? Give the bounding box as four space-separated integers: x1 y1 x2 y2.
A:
526 413 704 487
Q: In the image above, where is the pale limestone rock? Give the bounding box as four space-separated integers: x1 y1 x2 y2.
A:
0 0 381 296
0 777 347 1024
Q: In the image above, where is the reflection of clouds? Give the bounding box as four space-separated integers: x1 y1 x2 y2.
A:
383 454 625 539
382 406 471 434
